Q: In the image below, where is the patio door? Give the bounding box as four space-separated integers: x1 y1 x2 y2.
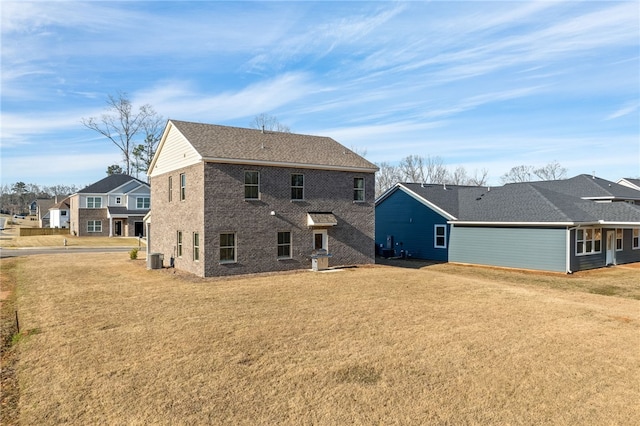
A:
605 231 615 265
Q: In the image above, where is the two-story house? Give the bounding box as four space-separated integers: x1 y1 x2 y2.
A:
69 174 150 237
49 197 71 228
147 119 378 277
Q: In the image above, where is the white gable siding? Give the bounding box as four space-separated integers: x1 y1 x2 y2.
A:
149 124 201 177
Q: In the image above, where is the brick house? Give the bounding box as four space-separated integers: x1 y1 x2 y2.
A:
147 119 378 277
69 174 150 237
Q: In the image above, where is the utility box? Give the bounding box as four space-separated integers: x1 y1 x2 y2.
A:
311 249 331 271
148 253 164 270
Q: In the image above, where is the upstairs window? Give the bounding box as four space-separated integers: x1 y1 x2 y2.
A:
168 176 173 202
136 197 150 209
115 196 122 204
434 225 447 248
180 173 186 201
87 197 102 208
244 171 260 200
353 177 365 202
576 228 601 255
291 174 304 200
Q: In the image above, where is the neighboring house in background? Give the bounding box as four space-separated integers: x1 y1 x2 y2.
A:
376 175 640 273
69 174 150 237
147 119 378 277
32 198 56 227
49 197 71 228
617 178 640 192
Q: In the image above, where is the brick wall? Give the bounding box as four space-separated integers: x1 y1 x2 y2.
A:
151 161 375 277
77 208 109 237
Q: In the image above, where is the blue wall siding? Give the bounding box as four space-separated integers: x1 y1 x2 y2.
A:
375 190 449 261
571 228 640 271
616 229 640 264
449 226 567 272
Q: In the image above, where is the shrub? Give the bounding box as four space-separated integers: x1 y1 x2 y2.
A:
129 248 139 260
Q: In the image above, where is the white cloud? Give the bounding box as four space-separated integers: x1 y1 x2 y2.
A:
606 101 640 121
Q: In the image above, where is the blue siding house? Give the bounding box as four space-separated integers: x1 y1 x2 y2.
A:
376 175 640 273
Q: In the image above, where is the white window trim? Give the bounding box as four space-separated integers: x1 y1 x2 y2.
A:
291 174 304 201
277 231 292 260
244 171 260 200
615 228 623 252
86 196 102 208
115 196 122 205
632 229 639 250
220 232 237 264
136 197 150 209
575 227 602 256
193 232 200 262
434 224 447 249
87 220 102 233
180 173 186 201
177 231 183 258
353 177 365 202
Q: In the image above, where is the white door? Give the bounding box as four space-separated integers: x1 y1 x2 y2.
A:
605 231 615 265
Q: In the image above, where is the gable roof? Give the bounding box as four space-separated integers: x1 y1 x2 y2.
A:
377 176 640 226
152 119 378 173
50 197 70 210
617 178 640 191
78 174 149 194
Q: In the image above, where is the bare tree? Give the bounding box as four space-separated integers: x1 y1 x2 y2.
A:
132 109 164 179
82 92 161 175
466 168 489 186
500 165 536 184
534 160 567 181
501 162 568 184
375 162 402 198
250 113 291 133
398 155 426 183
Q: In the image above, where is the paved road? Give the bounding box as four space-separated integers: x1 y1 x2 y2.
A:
0 247 135 258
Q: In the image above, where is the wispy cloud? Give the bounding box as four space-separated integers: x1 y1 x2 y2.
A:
606 101 640 121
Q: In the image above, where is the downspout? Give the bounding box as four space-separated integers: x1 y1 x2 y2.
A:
566 225 580 274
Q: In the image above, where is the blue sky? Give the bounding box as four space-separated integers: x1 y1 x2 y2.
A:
2 0 639 188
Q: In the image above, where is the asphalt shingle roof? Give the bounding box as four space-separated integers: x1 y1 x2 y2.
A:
386 176 640 224
169 120 378 171
78 174 148 194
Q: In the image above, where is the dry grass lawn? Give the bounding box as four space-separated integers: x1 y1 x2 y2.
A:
2 254 639 425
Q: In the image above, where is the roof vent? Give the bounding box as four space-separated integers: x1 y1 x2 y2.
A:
261 125 265 134
443 183 447 190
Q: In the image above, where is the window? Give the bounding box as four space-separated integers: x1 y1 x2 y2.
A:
193 232 200 261
434 225 447 248
177 231 183 258
576 227 602 255
220 233 236 263
616 229 623 251
244 171 260 199
87 197 102 208
136 197 150 209
61 211 67 216
168 176 173 202
277 231 292 259
87 220 102 233
353 177 365 202
633 229 639 249
180 173 186 201
115 196 121 204
291 174 304 200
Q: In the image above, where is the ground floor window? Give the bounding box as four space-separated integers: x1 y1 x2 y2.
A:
434 225 447 248
576 227 601 255
616 229 623 251
177 231 183 257
87 220 102 233
193 232 200 261
220 233 236 263
277 231 292 259
633 229 639 249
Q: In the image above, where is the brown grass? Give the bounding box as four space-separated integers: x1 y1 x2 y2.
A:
0 233 144 248
3 254 639 425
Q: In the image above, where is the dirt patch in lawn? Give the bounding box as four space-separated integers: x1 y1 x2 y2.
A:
2 253 639 425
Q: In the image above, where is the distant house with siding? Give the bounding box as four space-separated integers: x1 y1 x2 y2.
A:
147 119 378 277
69 174 150 237
375 175 640 273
